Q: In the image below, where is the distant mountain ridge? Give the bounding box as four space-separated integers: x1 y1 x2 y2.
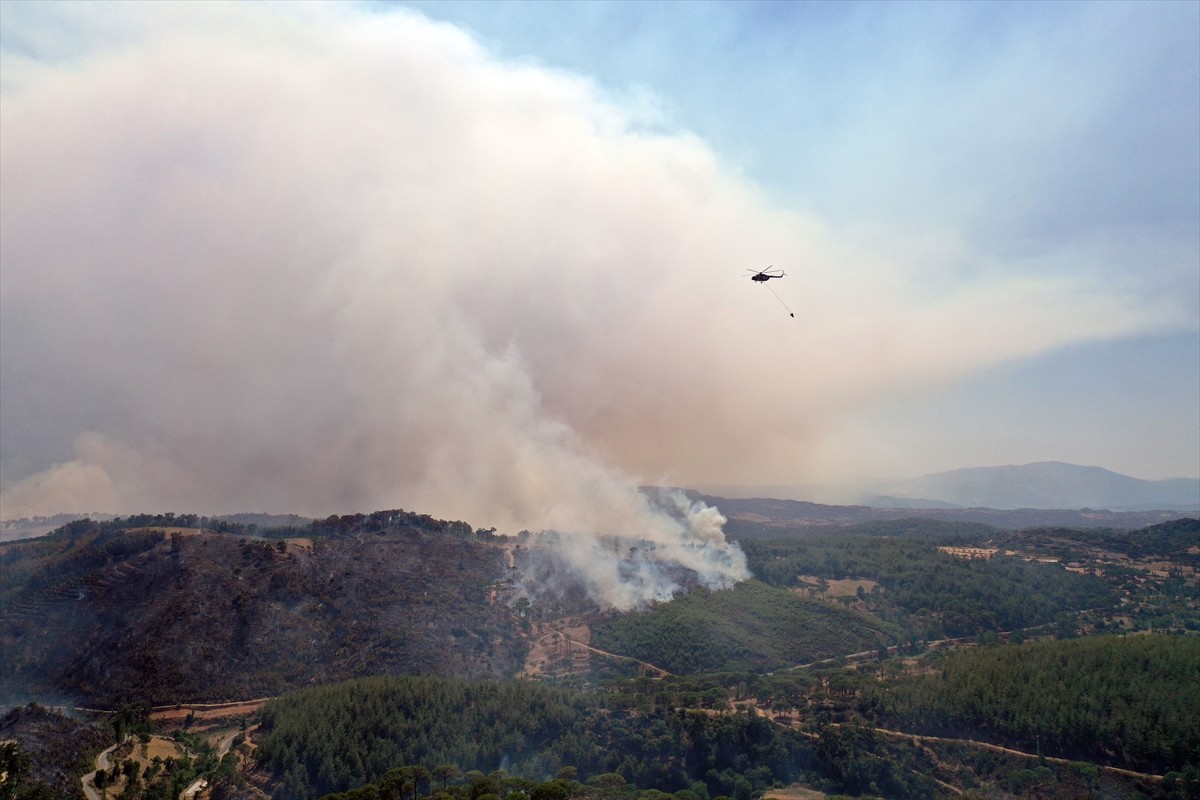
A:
693 493 1194 534
870 461 1200 511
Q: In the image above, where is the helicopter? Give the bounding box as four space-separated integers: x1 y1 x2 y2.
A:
745 265 794 317
747 266 785 282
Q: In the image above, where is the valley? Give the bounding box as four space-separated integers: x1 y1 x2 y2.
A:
0 503 1196 800
4 4 1196 800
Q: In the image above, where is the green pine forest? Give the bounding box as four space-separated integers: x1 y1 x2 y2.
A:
1 512 1198 800
588 580 898 674
247 516 1200 800
254 634 1200 800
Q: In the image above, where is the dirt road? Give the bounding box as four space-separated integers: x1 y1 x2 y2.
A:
81 737 126 800
519 621 672 678
864 726 1163 782
745 701 1162 792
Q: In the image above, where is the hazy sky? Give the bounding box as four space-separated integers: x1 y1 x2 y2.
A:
1 0 1197 525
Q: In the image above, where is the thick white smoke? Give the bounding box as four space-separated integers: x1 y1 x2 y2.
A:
515 489 748 611
0 4 1173 608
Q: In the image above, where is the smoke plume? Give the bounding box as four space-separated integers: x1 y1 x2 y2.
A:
515 489 747 611
0 5 1174 606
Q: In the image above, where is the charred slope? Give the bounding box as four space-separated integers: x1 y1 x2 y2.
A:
1 523 525 706
0 703 110 799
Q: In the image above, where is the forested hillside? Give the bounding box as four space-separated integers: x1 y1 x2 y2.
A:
859 634 1200 774
257 677 590 797
254 674 873 800
251 634 1200 800
2 508 1197 800
589 580 896 674
994 518 1200 564
741 534 1116 639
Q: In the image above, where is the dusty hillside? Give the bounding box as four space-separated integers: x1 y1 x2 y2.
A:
1 522 526 706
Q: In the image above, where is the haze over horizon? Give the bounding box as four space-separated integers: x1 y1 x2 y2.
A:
2 1 1198 527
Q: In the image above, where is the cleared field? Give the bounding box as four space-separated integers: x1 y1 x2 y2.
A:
793 575 880 598
762 785 827 800
100 736 186 797
151 699 267 722
143 736 183 760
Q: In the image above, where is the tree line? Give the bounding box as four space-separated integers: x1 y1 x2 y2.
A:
856 633 1200 774
589 580 895 674
254 674 856 800
739 534 1115 638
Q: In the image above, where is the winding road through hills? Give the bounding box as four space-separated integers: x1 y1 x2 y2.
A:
81 736 127 800
78 703 264 800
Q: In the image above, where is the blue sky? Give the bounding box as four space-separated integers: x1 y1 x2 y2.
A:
400 0 1200 479
0 1 1196 524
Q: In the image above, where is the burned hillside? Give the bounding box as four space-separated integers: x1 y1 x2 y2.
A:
1 516 526 706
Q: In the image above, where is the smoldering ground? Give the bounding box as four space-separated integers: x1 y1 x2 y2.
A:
512 489 747 612
0 5 1185 606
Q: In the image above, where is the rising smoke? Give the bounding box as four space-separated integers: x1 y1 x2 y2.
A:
0 5 1169 608
515 489 747 611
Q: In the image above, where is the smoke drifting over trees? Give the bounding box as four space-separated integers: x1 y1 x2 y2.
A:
515 489 748 610
0 4 1182 548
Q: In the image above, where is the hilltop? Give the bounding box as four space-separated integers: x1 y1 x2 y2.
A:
873 462 1200 511
1 513 522 706
2 508 905 707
